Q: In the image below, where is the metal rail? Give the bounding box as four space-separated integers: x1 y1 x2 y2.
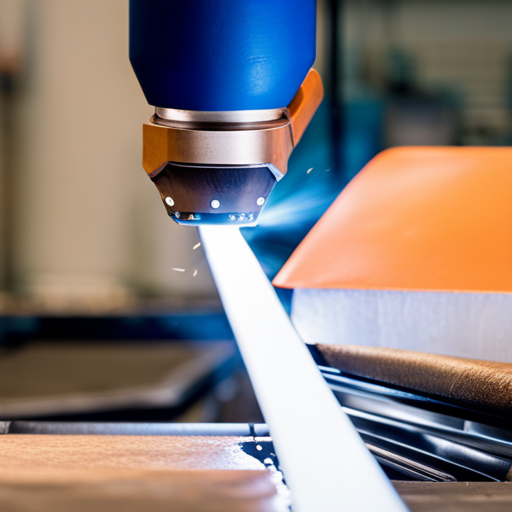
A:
2 422 269 437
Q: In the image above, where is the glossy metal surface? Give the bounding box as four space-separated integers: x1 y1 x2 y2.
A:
350 410 512 482
143 118 292 179
321 369 512 458
155 107 286 124
4 422 270 437
366 442 456 482
315 365 512 482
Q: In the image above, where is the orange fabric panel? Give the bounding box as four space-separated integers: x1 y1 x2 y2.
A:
273 147 512 292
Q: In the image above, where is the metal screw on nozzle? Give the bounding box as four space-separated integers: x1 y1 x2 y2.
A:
211 199 221 209
165 197 174 207
257 197 265 206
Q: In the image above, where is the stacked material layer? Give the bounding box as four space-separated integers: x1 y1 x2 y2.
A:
274 147 512 361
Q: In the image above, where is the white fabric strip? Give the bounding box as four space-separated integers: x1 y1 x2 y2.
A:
200 226 407 512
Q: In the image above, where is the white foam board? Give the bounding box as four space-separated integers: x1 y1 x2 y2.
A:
291 288 512 362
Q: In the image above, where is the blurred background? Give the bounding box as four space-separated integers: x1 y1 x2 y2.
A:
0 0 510 426
0 0 511 311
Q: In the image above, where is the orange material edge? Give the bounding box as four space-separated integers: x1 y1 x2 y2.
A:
287 69 324 146
273 146 512 293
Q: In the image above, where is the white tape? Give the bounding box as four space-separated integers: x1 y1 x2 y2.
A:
200 226 407 512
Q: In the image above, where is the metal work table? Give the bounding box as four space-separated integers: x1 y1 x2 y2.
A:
2 314 512 510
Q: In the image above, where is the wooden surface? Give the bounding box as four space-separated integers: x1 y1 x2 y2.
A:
0 472 281 512
0 435 285 512
2 434 512 511
0 435 265 479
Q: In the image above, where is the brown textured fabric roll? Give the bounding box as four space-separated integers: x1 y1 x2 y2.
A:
316 344 512 418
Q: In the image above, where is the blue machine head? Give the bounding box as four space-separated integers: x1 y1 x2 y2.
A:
130 0 322 226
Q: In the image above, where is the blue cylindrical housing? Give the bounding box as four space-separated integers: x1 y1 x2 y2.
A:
130 0 316 111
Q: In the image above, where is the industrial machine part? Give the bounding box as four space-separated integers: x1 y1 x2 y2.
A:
130 0 323 226
129 3 405 510
318 363 512 459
